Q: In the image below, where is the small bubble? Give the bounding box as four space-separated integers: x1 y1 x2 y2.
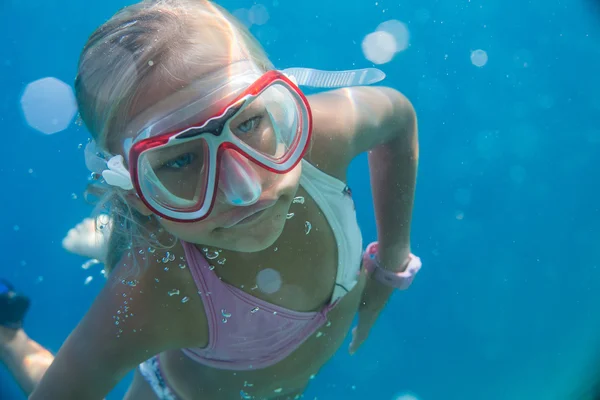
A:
316 331 323 338
179 263 186 269
304 221 312 235
251 307 260 314
208 265 215 271
310 374 316 380
286 213 295 219
274 388 283 393
168 252 175 261
181 296 190 303
115 321 119 325
126 280 138 287
148 247 156 253
117 310 121 314
84 276 93 285
13 225 20 231
293 196 305 204
71 193 78 200
221 309 232 318
471 49 489 67
326 321 332 327
240 390 253 399
148 60 154 66
274 247 278 252
78 143 83 149
81 259 100 270
139 249 145 255
164 267 169 271
162 256 169 263
28 169 33 174
202 247 208 252
218 258 226 265
168 289 180 296
205 250 219 260
222 318 228 323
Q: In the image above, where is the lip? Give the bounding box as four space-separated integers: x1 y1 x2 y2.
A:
218 199 278 229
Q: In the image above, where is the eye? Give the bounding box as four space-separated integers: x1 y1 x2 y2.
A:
236 116 262 134
163 153 195 170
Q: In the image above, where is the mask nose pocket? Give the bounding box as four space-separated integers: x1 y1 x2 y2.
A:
218 149 262 206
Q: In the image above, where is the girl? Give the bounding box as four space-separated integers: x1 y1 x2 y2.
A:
29 0 421 398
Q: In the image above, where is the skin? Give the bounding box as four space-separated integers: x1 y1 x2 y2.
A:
25 68 418 398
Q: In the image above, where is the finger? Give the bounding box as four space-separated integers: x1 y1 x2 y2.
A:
348 313 376 355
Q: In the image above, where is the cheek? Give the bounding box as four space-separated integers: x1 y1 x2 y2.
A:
263 164 302 194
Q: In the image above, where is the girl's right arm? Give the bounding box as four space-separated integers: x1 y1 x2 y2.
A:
29 248 206 399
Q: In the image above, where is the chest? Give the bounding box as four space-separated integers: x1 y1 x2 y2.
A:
210 186 338 312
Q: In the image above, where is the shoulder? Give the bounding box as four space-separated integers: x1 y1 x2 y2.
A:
30 240 208 398
304 86 417 181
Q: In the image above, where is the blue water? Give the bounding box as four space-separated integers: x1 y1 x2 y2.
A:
2 0 600 399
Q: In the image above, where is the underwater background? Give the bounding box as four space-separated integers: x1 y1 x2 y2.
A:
2 0 600 398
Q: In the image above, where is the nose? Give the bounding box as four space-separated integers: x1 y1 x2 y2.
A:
217 149 262 206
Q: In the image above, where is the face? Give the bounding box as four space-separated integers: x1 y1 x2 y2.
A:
117 63 304 253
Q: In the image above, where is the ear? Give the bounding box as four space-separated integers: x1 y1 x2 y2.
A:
125 192 153 216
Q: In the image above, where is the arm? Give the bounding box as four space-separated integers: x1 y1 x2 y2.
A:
308 86 418 267
0 328 53 396
29 249 203 399
307 86 418 352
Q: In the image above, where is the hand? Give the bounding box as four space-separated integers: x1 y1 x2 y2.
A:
62 216 111 261
349 268 395 355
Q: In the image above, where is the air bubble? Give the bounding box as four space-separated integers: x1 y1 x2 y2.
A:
81 259 100 270
293 196 305 204
304 221 312 235
218 258 227 265
256 268 282 294
20 77 77 135
168 289 180 296
286 213 295 219
221 309 232 318
470 49 488 67
205 250 219 260
240 390 253 399
181 296 190 303
251 307 260 314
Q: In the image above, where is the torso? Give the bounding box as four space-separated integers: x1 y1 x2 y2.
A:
128 180 366 399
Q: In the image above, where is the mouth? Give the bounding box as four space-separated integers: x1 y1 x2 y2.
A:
219 199 278 229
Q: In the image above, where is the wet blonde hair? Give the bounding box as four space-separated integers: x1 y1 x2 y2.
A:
75 0 273 272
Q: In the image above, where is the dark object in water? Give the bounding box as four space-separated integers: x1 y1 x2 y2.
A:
0 279 30 330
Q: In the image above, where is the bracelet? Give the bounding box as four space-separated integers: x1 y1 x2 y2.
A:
363 241 422 290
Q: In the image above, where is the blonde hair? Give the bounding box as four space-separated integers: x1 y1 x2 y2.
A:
75 0 273 272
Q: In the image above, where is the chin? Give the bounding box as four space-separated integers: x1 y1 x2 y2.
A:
213 209 286 252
